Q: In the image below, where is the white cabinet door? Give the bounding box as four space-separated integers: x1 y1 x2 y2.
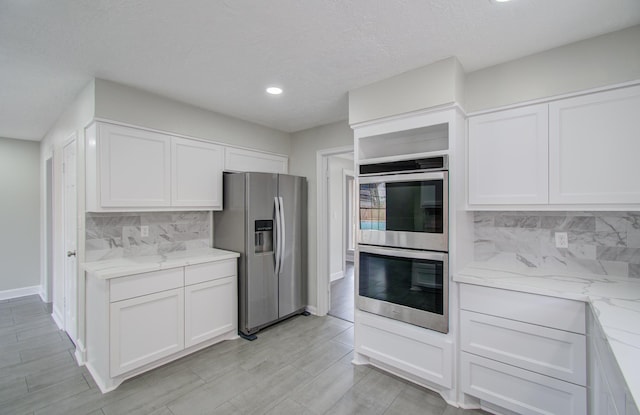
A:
468 104 549 205
549 85 640 204
224 147 288 174
171 137 224 209
461 310 586 385
590 351 620 415
462 353 587 415
110 288 184 376
98 123 171 207
184 276 236 348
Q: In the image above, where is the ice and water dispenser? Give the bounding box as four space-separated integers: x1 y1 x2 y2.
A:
254 220 273 253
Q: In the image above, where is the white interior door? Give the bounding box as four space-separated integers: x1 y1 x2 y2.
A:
63 138 77 343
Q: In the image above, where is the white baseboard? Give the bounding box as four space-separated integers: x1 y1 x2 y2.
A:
0 285 42 301
74 340 87 366
305 305 318 315
51 307 64 330
330 271 344 282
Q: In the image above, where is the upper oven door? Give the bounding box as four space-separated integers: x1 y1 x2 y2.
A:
358 171 448 251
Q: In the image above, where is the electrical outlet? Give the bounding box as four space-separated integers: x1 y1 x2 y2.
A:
555 232 569 248
140 226 149 238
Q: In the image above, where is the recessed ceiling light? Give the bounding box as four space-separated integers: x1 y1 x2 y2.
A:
266 86 283 95
491 0 512 2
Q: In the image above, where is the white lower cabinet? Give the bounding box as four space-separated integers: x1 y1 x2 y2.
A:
460 310 586 385
85 259 238 393
354 310 453 396
185 276 235 348
462 353 587 415
587 305 638 415
459 284 587 415
110 288 185 377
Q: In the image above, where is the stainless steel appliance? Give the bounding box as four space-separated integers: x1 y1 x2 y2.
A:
357 245 448 333
358 156 448 251
356 155 449 333
214 172 307 339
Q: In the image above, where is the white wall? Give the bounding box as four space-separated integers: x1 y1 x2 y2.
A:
0 138 41 294
94 79 291 155
40 80 95 314
289 120 353 309
328 156 354 281
349 57 464 125
465 25 640 112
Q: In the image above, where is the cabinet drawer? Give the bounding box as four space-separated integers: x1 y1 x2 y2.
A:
460 284 585 334
110 268 183 302
184 260 236 286
461 310 586 385
462 352 587 415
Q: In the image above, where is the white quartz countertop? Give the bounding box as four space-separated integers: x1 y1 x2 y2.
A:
455 261 640 409
83 248 240 280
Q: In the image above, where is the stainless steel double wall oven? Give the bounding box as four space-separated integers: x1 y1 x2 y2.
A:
357 155 449 333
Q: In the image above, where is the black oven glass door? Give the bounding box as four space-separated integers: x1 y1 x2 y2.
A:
358 248 445 316
360 178 443 233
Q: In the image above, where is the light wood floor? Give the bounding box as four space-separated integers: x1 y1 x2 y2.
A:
0 294 488 415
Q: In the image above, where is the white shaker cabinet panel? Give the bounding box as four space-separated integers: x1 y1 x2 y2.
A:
460 310 586 385
98 123 171 207
184 276 236 348
224 147 288 174
171 137 224 209
549 85 640 204
468 104 548 205
109 287 185 377
461 353 587 415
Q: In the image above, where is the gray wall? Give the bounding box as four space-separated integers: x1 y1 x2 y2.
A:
328 156 354 280
289 120 354 309
0 137 41 292
465 25 640 112
94 79 291 155
475 211 640 278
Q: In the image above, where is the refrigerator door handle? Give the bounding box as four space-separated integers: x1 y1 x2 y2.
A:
278 196 286 268
274 196 282 275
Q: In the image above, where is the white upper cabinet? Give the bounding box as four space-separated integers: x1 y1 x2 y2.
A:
549 85 640 204
468 84 640 209
98 123 172 208
87 122 225 211
224 147 288 174
172 137 224 209
468 104 549 205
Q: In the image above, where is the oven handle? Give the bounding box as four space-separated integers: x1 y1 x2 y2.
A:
358 171 446 184
358 244 447 262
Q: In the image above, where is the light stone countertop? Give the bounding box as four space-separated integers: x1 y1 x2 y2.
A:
455 259 640 410
83 248 240 280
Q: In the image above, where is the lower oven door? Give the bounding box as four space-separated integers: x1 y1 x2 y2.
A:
357 245 448 333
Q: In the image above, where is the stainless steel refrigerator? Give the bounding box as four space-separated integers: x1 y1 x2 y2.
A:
214 172 307 339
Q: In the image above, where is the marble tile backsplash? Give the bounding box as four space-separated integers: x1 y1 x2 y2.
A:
475 211 640 278
85 212 210 261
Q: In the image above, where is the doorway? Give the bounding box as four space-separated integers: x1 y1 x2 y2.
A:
44 157 53 303
62 137 78 343
326 152 355 322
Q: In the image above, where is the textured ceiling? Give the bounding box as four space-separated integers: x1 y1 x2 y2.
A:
1 0 640 140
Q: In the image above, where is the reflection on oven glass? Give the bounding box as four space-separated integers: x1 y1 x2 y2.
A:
359 181 443 233
359 252 444 315
359 183 386 230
